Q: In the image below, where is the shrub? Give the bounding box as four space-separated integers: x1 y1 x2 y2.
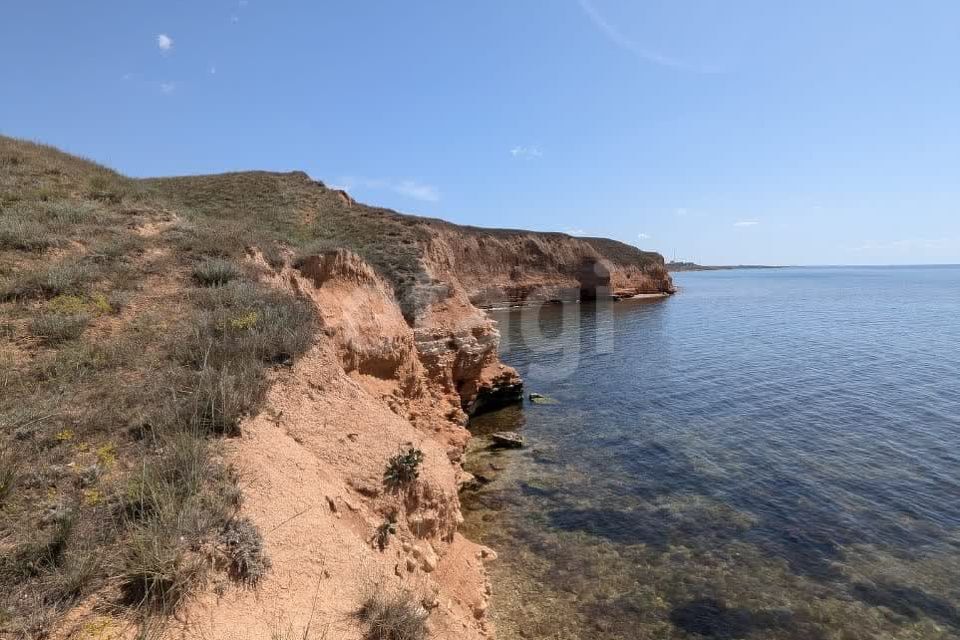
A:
357 589 428 640
29 313 89 345
1 262 95 300
220 517 270 584
192 259 242 287
374 520 397 551
0 217 58 251
383 448 424 491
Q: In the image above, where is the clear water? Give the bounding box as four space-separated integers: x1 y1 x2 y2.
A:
461 266 960 640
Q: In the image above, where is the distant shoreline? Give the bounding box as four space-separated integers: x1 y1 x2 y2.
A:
667 262 786 272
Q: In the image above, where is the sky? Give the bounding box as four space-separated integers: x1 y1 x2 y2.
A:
3 1 960 265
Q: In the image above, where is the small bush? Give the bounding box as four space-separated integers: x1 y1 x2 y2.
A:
0 217 58 251
192 259 242 287
1 262 95 300
29 313 89 345
220 517 271 584
374 520 397 551
357 589 429 640
383 448 424 491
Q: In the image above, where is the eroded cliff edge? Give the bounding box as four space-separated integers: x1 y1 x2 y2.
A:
169 178 675 639
0 148 672 639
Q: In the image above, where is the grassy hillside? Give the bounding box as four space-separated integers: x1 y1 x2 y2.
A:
0 136 669 636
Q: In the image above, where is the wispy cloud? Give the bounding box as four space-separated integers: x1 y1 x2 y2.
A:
209 65 217 75
675 208 689 217
510 145 543 159
577 0 722 74
637 232 651 240
157 34 173 52
734 219 760 227
336 177 440 203
564 228 587 236
394 180 440 202
159 82 176 94
851 238 956 253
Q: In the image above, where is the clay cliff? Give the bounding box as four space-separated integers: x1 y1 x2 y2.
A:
0 138 672 640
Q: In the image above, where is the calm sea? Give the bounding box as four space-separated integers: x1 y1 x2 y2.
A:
462 266 960 640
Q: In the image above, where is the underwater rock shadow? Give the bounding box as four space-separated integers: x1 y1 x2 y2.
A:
669 598 826 640
852 582 960 630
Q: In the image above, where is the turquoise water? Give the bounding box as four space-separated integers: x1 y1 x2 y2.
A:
462 266 960 640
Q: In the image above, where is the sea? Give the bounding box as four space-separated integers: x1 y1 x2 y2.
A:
462 266 960 640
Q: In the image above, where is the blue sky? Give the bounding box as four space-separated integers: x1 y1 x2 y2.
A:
3 1 960 265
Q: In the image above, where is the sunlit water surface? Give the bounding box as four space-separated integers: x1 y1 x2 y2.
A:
461 266 960 640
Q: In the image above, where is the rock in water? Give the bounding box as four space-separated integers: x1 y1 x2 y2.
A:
490 432 524 449
528 392 558 405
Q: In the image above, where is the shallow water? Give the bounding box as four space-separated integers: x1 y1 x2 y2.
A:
461 266 960 640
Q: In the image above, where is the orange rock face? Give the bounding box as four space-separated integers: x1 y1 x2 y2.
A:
168 232 672 639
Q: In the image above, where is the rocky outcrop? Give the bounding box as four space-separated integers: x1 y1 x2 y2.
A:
417 223 674 307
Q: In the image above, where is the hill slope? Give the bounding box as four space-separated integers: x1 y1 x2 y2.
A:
0 136 672 639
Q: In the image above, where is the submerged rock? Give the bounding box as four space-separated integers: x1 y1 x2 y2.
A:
528 392 558 405
490 431 524 449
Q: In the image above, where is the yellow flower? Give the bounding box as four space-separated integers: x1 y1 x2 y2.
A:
96 443 117 467
82 488 102 506
229 310 259 330
55 429 75 442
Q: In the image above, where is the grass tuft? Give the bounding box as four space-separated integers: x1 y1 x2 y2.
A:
28 313 90 345
192 258 242 287
357 588 429 640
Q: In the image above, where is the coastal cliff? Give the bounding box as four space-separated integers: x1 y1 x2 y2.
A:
0 137 672 639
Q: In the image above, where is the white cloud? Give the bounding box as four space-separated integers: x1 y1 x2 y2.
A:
577 0 722 74
157 34 173 52
336 177 440 203
675 208 689 217
734 219 760 227
510 146 543 159
637 233 650 240
564 228 587 236
159 82 176 94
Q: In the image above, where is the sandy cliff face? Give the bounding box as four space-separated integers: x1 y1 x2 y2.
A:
162 187 673 639
177 224 675 638
173 250 507 639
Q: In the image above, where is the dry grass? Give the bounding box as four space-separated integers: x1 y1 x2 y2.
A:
192 258 242 287
0 135 312 634
357 588 429 640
